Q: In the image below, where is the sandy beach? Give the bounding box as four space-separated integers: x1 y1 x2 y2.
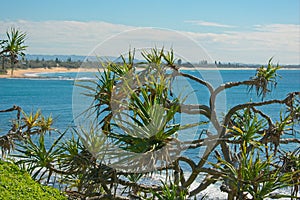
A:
0 67 99 78
1 66 296 79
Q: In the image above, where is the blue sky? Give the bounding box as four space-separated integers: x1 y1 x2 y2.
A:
0 0 299 64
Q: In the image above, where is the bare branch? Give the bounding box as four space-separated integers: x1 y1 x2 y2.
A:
279 138 300 144
168 66 214 95
214 80 257 97
179 103 211 118
251 107 273 127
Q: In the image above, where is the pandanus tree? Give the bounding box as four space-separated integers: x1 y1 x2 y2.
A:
0 28 27 76
0 39 7 72
1 48 299 199
72 49 299 199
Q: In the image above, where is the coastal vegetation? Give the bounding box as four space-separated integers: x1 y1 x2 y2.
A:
1 54 300 74
0 55 82 74
0 48 300 199
0 28 27 75
0 160 66 199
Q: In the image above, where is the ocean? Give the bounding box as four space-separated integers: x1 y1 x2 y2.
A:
0 69 299 199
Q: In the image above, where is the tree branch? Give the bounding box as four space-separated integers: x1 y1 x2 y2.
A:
214 80 257 97
279 138 300 144
223 92 300 133
169 67 214 95
178 103 211 119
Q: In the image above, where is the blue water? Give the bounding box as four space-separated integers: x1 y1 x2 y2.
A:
0 69 299 198
1 69 299 139
0 78 74 131
0 70 298 157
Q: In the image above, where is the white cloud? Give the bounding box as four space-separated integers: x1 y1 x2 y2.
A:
185 23 300 64
184 20 235 28
0 20 213 62
0 20 134 55
0 20 299 64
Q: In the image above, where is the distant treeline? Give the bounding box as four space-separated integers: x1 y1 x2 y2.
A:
2 56 300 70
182 62 300 69
1 57 82 70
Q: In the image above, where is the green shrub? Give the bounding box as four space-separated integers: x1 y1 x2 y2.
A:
0 160 66 200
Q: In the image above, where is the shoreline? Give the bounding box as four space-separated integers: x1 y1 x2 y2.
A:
1 67 299 79
0 67 99 79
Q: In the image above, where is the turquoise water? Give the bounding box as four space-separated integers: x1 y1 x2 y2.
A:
0 69 299 138
0 69 299 198
0 78 74 130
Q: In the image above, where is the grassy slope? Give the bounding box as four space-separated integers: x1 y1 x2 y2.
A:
0 160 67 200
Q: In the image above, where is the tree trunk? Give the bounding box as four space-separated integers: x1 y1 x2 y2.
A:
10 59 14 76
228 193 235 200
1 56 4 70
